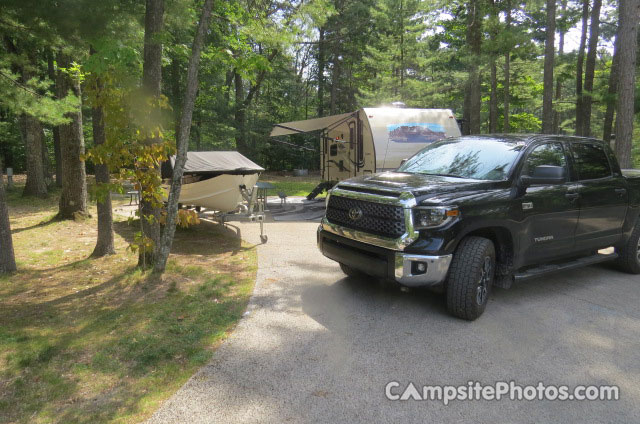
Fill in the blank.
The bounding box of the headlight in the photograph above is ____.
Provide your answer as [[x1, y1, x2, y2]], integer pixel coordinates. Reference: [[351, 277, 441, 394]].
[[325, 190, 331, 207], [413, 206, 460, 229]]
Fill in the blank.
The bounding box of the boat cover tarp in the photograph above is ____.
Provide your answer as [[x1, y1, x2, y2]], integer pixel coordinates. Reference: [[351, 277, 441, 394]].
[[163, 151, 264, 177], [270, 112, 355, 137]]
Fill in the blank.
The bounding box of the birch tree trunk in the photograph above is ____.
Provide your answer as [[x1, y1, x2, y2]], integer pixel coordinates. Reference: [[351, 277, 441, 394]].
[[154, 0, 214, 273]]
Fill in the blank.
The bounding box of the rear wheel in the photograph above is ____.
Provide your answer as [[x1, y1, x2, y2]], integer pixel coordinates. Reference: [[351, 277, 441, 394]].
[[446, 236, 495, 321], [615, 221, 640, 274], [339, 263, 363, 278]]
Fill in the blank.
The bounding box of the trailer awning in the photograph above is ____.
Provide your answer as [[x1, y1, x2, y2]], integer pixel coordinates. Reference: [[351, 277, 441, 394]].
[[270, 112, 355, 137]]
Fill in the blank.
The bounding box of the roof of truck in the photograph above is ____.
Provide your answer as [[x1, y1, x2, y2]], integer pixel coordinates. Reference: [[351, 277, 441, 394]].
[[458, 134, 606, 145]]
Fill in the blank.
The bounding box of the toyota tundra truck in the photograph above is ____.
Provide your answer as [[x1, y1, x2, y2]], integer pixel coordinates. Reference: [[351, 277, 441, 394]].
[[317, 134, 640, 320]]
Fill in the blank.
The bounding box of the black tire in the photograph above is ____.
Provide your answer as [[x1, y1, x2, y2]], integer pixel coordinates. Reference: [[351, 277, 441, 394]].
[[446, 236, 495, 321], [615, 222, 640, 274], [339, 263, 363, 278]]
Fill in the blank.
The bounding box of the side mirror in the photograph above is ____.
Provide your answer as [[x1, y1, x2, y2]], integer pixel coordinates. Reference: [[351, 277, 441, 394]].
[[521, 165, 566, 187], [399, 158, 408, 166]]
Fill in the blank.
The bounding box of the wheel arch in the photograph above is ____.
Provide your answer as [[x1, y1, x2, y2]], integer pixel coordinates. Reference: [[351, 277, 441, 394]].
[[455, 226, 515, 280]]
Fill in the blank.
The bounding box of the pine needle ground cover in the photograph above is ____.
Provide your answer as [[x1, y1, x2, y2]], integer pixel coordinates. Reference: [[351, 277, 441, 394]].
[[0, 181, 257, 423]]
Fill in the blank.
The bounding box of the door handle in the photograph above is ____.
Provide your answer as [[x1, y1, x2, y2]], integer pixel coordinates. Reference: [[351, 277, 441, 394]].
[[615, 188, 627, 196], [565, 192, 579, 201]]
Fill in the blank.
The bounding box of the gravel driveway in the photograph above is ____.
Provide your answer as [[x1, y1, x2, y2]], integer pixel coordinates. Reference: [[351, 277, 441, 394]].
[[148, 221, 640, 423]]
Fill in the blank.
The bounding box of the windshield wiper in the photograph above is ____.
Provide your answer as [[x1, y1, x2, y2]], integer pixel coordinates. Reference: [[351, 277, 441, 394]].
[[421, 173, 466, 178]]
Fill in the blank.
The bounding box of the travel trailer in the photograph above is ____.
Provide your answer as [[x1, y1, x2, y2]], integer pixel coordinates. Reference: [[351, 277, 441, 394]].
[[270, 107, 461, 197]]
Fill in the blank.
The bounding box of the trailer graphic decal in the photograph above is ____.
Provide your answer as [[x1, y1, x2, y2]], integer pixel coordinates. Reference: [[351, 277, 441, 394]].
[[387, 123, 446, 143]]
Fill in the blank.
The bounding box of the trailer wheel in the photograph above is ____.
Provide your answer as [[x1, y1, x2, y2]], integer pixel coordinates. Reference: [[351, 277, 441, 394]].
[[446, 236, 495, 321]]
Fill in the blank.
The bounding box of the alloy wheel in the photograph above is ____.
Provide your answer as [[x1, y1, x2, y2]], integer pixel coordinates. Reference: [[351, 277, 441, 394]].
[[476, 256, 492, 305]]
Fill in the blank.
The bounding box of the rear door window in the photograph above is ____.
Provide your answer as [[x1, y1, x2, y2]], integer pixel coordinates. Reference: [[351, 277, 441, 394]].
[[572, 143, 612, 180]]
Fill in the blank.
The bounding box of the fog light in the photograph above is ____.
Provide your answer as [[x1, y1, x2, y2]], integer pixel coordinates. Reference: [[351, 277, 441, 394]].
[[411, 261, 428, 275]]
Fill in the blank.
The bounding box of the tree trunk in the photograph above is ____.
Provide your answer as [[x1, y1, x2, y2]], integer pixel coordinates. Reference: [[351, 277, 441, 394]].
[[465, 0, 482, 134], [614, 0, 640, 168], [194, 116, 201, 150], [489, 60, 497, 133], [170, 56, 182, 137], [154, 0, 214, 273], [21, 61, 48, 198], [53, 127, 62, 187], [56, 54, 88, 219], [317, 27, 325, 117], [22, 114, 48, 197], [488, 0, 498, 133], [139, 0, 164, 268], [47, 52, 63, 187], [553, 0, 567, 134], [234, 71, 248, 154], [399, 0, 405, 90], [575, 0, 590, 136], [541, 0, 556, 134], [503, 0, 511, 132], [41, 133, 51, 187], [581, 0, 602, 136], [603, 35, 620, 145], [234, 50, 277, 155], [330, 58, 339, 115], [0, 159, 16, 273], [90, 76, 115, 257]]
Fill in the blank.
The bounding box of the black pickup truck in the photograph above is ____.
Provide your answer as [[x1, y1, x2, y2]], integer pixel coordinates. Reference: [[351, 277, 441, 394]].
[[317, 134, 640, 320]]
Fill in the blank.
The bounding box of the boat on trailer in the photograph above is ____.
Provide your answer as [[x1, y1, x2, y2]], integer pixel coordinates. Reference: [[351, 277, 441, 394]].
[[162, 151, 268, 242]]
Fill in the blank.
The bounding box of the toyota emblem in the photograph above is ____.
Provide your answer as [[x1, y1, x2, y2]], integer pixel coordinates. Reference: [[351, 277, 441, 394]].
[[348, 207, 363, 221]]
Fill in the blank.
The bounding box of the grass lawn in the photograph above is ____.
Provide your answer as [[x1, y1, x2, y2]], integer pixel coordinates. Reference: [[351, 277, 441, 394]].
[[260, 174, 324, 197], [0, 182, 257, 423]]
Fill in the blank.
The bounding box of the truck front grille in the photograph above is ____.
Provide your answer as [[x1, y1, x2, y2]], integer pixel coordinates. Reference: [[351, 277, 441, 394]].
[[326, 195, 406, 238]]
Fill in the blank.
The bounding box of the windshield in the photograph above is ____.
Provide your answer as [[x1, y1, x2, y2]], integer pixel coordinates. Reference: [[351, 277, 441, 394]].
[[397, 137, 526, 181]]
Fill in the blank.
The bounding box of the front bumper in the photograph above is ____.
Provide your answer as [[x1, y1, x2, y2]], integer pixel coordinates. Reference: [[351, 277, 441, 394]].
[[318, 228, 452, 287]]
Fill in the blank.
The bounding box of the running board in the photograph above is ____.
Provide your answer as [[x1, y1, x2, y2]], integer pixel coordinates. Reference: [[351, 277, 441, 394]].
[[513, 252, 618, 282]]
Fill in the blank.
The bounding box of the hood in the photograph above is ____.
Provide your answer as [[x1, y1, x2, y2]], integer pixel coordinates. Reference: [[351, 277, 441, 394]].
[[336, 172, 506, 203]]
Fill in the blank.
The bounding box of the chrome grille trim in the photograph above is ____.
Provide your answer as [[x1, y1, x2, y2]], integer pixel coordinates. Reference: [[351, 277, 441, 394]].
[[321, 185, 419, 251]]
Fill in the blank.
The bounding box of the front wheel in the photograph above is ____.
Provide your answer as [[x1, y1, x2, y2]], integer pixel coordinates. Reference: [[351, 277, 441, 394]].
[[615, 221, 640, 274], [339, 263, 363, 278], [446, 236, 495, 321]]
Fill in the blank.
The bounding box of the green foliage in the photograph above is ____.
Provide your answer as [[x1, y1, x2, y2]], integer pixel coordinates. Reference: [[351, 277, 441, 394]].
[[0, 65, 79, 126]]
